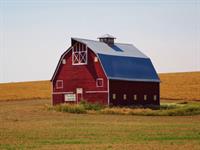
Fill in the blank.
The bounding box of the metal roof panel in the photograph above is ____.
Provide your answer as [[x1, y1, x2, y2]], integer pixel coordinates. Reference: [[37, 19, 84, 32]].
[[72, 38, 148, 58], [98, 54, 160, 82], [71, 37, 159, 82]]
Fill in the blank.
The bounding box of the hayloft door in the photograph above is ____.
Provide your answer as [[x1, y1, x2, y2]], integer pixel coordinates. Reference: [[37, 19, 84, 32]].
[[76, 88, 83, 103]]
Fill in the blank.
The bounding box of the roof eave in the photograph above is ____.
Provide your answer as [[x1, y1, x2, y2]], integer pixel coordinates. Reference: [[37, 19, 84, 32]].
[[108, 77, 160, 83]]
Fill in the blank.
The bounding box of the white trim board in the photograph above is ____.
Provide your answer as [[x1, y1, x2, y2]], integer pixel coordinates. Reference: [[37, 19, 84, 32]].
[[53, 91, 74, 94], [85, 90, 108, 93], [107, 79, 110, 106]]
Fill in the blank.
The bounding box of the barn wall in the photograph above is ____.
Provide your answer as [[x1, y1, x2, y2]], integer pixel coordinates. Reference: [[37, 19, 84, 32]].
[[109, 80, 160, 106], [52, 42, 108, 105], [83, 93, 108, 105], [52, 94, 64, 105]]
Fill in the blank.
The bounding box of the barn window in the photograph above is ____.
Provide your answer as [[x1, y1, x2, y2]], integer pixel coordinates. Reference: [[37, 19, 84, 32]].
[[96, 78, 103, 87], [144, 95, 147, 101], [134, 94, 137, 100], [94, 57, 98, 62], [56, 80, 63, 89], [72, 43, 87, 65], [123, 94, 127, 100], [62, 59, 66, 64], [154, 95, 157, 101], [112, 94, 116, 100]]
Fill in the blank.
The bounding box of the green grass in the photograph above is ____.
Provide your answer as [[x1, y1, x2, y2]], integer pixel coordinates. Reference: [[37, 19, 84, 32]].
[[50, 101, 200, 116], [0, 99, 200, 150], [52, 103, 87, 114]]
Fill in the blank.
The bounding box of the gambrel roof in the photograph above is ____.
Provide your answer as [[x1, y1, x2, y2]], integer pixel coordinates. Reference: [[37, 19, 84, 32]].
[[71, 38, 160, 82], [72, 38, 148, 58]]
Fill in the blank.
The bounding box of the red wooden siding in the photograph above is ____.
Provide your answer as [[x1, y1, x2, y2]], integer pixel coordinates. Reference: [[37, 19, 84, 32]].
[[109, 80, 160, 106], [52, 42, 108, 105]]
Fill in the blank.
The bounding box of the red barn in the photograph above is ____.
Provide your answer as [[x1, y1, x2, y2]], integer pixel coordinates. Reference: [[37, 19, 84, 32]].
[[51, 34, 160, 106]]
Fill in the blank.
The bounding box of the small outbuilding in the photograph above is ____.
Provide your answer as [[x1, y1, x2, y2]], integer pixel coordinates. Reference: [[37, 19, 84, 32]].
[[51, 34, 160, 106]]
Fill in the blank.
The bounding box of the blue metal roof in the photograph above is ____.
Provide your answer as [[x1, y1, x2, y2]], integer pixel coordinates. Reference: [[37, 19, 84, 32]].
[[98, 54, 160, 82], [72, 38, 160, 82]]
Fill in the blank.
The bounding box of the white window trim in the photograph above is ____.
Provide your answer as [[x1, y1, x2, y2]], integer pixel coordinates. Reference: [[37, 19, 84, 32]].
[[72, 45, 88, 65], [96, 78, 104, 87], [56, 80, 63, 89]]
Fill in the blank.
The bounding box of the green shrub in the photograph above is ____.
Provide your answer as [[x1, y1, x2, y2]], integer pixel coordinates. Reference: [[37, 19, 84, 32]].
[[80, 100, 104, 111], [54, 104, 86, 114], [159, 103, 181, 110]]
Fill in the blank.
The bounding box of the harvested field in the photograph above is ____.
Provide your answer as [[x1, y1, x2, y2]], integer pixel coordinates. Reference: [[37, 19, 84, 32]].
[[159, 72, 200, 101], [0, 81, 51, 101], [0, 99, 200, 150]]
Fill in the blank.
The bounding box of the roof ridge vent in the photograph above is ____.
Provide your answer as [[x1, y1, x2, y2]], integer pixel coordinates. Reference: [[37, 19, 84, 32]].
[[97, 34, 116, 45]]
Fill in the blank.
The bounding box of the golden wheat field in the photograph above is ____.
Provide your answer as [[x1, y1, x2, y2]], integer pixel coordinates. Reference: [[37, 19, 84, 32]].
[[0, 72, 199, 101], [160, 72, 200, 101], [0, 81, 51, 101]]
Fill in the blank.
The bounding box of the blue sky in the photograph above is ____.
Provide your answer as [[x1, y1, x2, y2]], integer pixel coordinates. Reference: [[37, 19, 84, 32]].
[[0, 0, 200, 83]]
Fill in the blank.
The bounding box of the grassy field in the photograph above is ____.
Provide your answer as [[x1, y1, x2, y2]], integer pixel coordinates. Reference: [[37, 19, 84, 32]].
[[0, 72, 199, 101], [0, 99, 200, 150]]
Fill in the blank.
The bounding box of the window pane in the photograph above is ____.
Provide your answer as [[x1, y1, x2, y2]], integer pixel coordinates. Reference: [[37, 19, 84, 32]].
[[96, 78, 103, 87], [123, 94, 127, 100], [144, 95, 147, 100], [134, 94, 137, 100], [72, 43, 87, 65], [154, 95, 157, 101], [112, 94, 116, 100], [56, 80, 63, 89], [62, 59, 66, 64]]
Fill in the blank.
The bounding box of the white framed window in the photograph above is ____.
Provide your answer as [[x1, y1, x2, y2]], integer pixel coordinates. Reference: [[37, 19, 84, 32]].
[[123, 94, 127, 100], [64, 94, 76, 101], [154, 95, 157, 101], [144, 95, 147, 101], [94, 57, 98, 62], [72, 43, 87, 65], [62, 59, 66, 64], [112, 94, 116, 100], [134, 94, 137, 101], [96, 78, 103, 87], [56, 80, 63, 89]]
